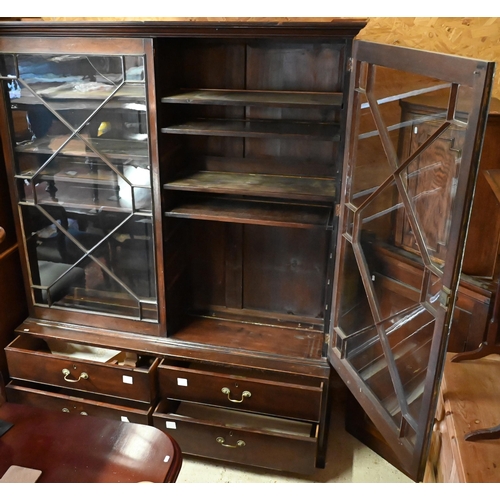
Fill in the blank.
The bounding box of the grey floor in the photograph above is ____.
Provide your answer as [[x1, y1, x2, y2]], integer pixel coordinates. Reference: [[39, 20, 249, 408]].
[[176, 377, 413, 484]]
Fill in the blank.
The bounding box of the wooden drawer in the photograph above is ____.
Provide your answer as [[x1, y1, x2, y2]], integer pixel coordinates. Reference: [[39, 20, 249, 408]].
[[5, 335, 159, 403], [5, 380, 153, 425], [158, 360, 324, 422], [152, 400, 318, 474]]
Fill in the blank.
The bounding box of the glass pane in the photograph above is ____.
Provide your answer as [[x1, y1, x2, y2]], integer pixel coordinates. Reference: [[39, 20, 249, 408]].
[[17, 53, 124, 97], [335, 56, 482, 442], [3, 50, 157, 322]]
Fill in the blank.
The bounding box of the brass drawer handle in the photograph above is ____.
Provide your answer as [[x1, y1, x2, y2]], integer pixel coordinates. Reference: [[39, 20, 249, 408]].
[[221, 387, 251, 403], [62, 368, 89, 383], [61, 408, 88, 416], [216, 437, 245, 448]]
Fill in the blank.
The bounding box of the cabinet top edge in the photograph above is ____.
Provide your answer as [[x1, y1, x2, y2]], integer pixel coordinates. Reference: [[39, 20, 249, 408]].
[[0, 19, 368, 38]]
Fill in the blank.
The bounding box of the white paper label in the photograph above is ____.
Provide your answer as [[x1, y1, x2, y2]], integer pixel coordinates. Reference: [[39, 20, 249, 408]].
[[164, 455, 171, 463], [166, 421, 177, 429], [122, 375, 133, 385], [177, 377, 188, 387], [121, 416, 130, 422]]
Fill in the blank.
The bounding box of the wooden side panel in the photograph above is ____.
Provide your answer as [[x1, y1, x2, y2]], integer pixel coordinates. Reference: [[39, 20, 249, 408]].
[[0, 131, 27, 380]]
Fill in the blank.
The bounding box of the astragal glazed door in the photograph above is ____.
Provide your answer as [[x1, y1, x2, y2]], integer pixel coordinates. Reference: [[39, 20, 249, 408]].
[[328, 40, 494, 481]]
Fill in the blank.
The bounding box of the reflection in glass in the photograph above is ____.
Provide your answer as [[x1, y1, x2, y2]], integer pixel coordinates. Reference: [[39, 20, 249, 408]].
[[334, 61, 477, 440], [3, 51, 157, 322]]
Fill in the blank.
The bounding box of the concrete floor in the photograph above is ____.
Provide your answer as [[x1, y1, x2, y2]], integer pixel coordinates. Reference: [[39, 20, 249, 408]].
[[176, 380, 413, 484]]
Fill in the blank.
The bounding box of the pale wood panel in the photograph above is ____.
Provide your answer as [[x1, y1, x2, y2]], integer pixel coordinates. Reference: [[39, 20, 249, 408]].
[[357, 17, 500, 100]]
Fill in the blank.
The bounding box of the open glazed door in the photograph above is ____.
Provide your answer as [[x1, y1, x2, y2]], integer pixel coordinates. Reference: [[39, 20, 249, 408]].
[[328, 40, 494, 481]]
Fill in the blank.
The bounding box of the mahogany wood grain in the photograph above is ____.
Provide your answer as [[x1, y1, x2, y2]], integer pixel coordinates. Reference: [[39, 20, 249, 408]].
[[14, 318, 331, 378], [171, 315, 325, 361], [157, 361, 324, 421], [462, 102, 500, 277], [0, 20, 368, 39], [164, 171, 336, 201], [166, 197, 332, 228], [153, 399, 317, 474], [162, 89, 343, 108], [0, 135, 27, 380], [0, 402, 181, 482], [162, 118, 340, 140], [5, 335, 159, 403], [6, 380, 153, 425]]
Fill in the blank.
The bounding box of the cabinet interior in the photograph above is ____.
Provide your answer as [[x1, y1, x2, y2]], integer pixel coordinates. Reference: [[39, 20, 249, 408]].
[[157, 38, 345, 359]]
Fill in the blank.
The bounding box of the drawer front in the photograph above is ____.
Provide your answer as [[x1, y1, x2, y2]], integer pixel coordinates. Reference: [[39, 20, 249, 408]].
[[5, 382, 152, 425], [152, 403, 317, 474], [6, 335, 158, 403], [158, 363, 324, 421]]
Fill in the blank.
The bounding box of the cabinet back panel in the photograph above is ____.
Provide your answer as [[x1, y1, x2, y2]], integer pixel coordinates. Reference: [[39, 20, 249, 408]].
[[243, 225, 330, 319], [178, 220, 330, 323]]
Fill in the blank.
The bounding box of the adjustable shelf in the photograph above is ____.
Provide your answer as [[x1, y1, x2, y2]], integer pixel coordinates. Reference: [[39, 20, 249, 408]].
[[161, 118, 340, 141], [15, 83, 146, 109], [163, 171, 336, 202], [15, 135, 149, 161], [162, 89, 343, 109], [165, 198, 333, 229]]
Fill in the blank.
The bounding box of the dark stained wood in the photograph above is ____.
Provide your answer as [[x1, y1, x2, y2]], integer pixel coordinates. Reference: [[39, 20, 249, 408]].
[[162, 118, 341, 140], [157, 360, 324, 421], [162, 89, 343, 108], [243, 225, 330, 320], [153, 399, 317, 474], [224, 223, 243, 309], [0, 20, 369, 39], [164, 171, 336, 201], [0, 402, 181, 482], [172, 315, 324, 361], [0, 131, 27, 381], [330, 40, 495, 482], [484, 169, 500, 204], [6, 380, 153, 425], [5, 335, 160, 403], [194, 155, 335, 178], [15, 318, 331, 378], [166, 198, 333, 228]]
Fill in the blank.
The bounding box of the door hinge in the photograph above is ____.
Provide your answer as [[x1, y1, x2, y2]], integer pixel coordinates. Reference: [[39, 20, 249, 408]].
[[439, 286, 451, 309], [335, 204, 341, 217], [347, 57, 353, 72]]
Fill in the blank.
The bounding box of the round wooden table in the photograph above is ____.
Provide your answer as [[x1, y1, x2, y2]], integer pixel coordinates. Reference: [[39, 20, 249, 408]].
[[0, 402, 182, 482]]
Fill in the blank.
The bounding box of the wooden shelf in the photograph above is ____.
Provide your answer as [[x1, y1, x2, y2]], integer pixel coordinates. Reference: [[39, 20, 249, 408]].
[[14, 83, 146, 110], [161, 118, 340, 141], [163, 171, 336, 202], [165, 198, 333, 229], [15, 135, 149, 161], [172, 315, 325, 361], [162, 89, 343, 108], [16, 162, 151, 188]]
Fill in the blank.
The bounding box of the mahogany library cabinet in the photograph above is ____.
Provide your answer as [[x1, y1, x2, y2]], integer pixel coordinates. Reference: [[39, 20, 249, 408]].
[[0, 20, 496, 482]]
